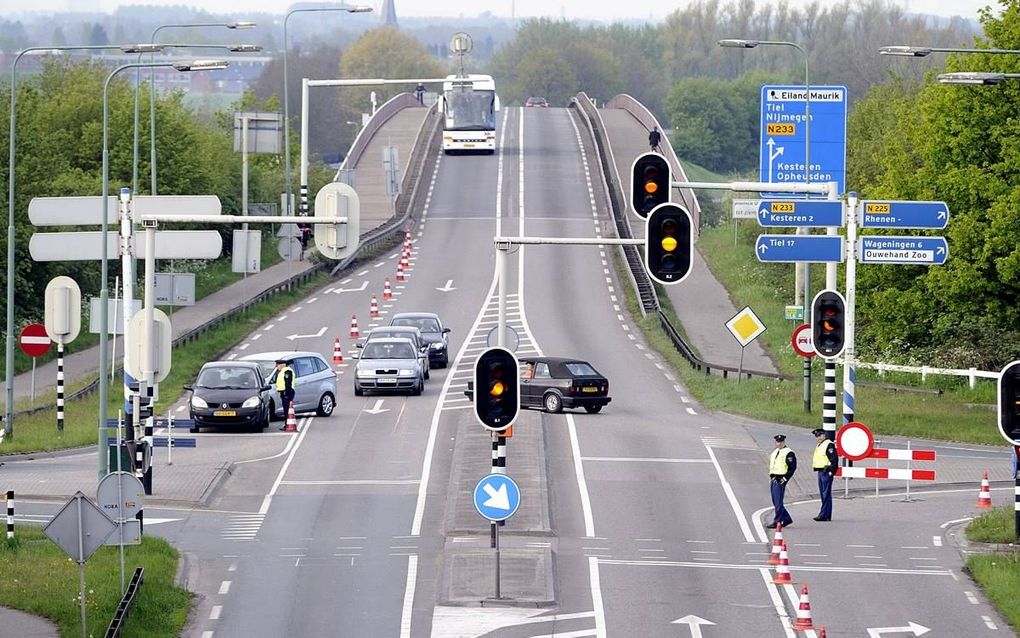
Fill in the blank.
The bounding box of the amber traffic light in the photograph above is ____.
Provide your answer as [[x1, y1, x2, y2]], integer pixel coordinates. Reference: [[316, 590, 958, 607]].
[[631, 152, 671, 218], [645, 203, 693, 285], [811, 290, 846, 359], [474, 347, 519, 431]]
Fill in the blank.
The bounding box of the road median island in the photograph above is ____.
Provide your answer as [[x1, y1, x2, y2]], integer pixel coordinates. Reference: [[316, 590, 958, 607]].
[[440, 414, 555, 606]]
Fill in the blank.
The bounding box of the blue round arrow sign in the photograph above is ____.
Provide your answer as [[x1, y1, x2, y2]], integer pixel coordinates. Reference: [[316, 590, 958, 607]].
[[473, 474, 521, 522]]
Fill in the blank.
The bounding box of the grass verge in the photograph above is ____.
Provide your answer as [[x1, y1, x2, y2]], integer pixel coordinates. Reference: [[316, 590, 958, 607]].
[[0, 271, 329, 454], [0, 526, 189, 637], [966, 553, 1020, 630]]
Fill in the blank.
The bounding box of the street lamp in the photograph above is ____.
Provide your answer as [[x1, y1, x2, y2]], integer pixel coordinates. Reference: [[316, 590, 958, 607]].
[[937, 71, 1020, 84], [132, 20, 257, 195], [880, 45, 1020, 57], [97, 58, 228, 477], [5, 43, 163, 438], [283, 4, 372, 215]]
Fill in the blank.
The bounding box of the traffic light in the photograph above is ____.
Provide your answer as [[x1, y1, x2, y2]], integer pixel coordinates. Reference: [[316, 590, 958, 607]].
[[474, 347, 519, 431], [631, 152, 671, 218], [998, 360, 1020, 444], [811, 290, 846, 359], [644, 203, 693, 285]]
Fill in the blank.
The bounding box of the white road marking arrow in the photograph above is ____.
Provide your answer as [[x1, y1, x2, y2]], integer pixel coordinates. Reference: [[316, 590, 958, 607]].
[[436, 279, 456, 292], [482, 483, 510, 510], [867, 621, 931, 637], [333, 281, 368, 294], [363, 399, 389, 415], [286, 326, 327, 340], [672, 615, 715, 638]]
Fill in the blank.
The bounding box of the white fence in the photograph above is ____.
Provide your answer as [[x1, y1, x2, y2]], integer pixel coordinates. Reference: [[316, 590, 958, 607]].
[[853, 360, 999, 389]]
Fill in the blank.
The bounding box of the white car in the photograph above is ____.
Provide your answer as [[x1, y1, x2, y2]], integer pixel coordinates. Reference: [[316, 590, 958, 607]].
[[240, 351, 337, 418]]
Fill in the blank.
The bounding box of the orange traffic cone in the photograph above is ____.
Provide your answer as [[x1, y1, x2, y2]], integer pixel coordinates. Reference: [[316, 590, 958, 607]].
[[349, 314, 360, 339], [768, 522, 785, 565], [818, 627, 827, 638], [284, 405, 298, 432], [332, 337, 344, 365], [383, 278, 393, 300], [404, 231, 412, 244], [773, 539, 793, 584], [400, 253, 410, 272], [370, 294, 379, 318], [792, 583, 814, 630], [396, 262, 405, 283], [977, 471, 992, 508]]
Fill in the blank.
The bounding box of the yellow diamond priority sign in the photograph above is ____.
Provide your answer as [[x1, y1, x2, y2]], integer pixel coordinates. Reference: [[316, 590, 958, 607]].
[[725, 306, 766, 347]]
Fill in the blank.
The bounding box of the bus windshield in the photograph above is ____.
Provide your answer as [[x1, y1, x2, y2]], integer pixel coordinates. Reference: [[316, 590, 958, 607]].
[[444, 88, 495, 131]]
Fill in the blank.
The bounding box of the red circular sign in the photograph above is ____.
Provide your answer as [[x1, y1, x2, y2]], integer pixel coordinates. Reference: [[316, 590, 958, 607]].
[[836, 421, 874, 461], [791, 323, 816, 357], [19, 323, 52, 358]]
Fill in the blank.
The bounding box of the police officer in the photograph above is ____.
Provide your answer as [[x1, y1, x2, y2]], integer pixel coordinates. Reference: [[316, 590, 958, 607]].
[[812, 428, 838, 521], [767, 434, 796, 529], [275, 358, 296, 429]]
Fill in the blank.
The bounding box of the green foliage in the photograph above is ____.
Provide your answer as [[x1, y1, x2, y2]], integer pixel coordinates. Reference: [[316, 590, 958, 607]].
[[966, 553, 1020, 630], [967, 506, 1015, 544], [846, 4, 1020, 368]]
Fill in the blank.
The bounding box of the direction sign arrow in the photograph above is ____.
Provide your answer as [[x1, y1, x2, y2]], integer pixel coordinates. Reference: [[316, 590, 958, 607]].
[[482, 483, 510, 510], [436, 279, 456, 292], [860, 200, 948, 229], [286, 326, 327, 341], [755, 235, 845, 263], [757, 199, 844, 228], [858, 236, 948, 265], [332, 281, 368, 294], [672, 615, 715, 638], [867, 621, 931, 637], [363, 399, 389, 415]]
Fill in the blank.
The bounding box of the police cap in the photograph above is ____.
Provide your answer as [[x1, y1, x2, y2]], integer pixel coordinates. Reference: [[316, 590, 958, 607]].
[[812, 428, 826, 437], [773, 434, 786, 442]]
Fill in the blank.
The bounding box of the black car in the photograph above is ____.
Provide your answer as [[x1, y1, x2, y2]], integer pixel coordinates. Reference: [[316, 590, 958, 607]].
[[185, 361, 273, 431], [390, 312, 451, 367], [465, 356, 612, 414], [521, 357, 611, 413]]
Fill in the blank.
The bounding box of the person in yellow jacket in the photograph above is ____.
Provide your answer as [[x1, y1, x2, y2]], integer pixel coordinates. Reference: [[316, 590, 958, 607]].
[[812, 429, 839, 521], [275, 359, 296, 430], [767, 434, 797, 529]]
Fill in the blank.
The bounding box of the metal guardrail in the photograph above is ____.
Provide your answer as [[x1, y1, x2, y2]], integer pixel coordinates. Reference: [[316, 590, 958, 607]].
[[104, 566, 143, 638]]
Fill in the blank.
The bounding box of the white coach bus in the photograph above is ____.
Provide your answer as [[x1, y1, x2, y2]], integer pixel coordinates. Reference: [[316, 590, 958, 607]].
[[439, 74, 499, 154]]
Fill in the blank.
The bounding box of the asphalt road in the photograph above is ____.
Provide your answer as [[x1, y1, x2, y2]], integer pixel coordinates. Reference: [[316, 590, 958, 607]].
[[70, 105, 1010, 637]]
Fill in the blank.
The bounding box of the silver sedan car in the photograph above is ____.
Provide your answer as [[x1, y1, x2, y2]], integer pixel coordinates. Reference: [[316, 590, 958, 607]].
[[241, 351, 337, 418], [353, 338, 424, 396]]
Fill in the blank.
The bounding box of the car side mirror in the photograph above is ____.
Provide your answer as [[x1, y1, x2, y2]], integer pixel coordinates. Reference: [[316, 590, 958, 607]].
[[183, 384, 193, 392], [356, 343, 364, 348], [442, 327, 451, 334], [262, 385, 272, 392]]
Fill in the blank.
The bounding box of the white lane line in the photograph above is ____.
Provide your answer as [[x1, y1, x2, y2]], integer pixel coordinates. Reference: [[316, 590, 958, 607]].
[[398, 554, 418, 638], [686, 407, 697, 415], [264, 323, 275, 331], [983, 615, 997, 629], [251, 334, 261, 341], [202, 632, 214, 638], [965, 591, 979, 604], [847, 544, 875, 548], [933, 536, 943, 547], [238, 343, 249, 351], [209, 605, 222, 620], [590, 557, 607, 638], [705, 444, 755, 542], [760, 568, 797, 637], [307, 297, 318, 303], [568, 414, 595, 537], [600, 558, 952, 576], [218, 581, 231, 595], [259, 417, 314, 515], [941, 516, 974, 528], [581, 456, 711, 464]]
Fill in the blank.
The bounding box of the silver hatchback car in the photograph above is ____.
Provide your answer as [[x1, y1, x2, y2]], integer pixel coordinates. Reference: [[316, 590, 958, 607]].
[[240, 351, 337, 418]]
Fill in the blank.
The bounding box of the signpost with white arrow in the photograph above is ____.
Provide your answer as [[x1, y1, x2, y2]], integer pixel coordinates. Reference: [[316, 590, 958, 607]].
[[473, 473, 522, 600]]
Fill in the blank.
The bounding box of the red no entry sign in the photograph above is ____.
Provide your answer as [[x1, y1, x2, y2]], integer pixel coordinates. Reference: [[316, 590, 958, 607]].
[[836, 421, 874, 462], [19, 323, 52, 358]]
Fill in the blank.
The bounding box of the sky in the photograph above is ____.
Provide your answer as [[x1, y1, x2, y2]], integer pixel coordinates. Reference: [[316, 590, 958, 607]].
[[3, 0, 995, 23]]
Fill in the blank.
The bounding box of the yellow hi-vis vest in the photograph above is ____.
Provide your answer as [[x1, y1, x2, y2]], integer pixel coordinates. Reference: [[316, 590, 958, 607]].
[[275, 366, 294, 392], [813, 440, 834, 470], [769, 448, 789, 475]]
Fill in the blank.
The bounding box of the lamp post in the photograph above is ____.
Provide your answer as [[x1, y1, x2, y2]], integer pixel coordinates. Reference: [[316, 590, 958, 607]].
[[879, 45, 1020, 57], [132, 23, 254, 195], [282, 4, 372, 216], [719, 38, 816, 413], [5, 43, 162, 439], [97, 59, 228, 477], [937, 71, 1020, 84]]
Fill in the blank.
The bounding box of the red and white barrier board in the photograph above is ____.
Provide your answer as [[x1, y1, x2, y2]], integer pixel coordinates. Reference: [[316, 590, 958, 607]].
[[836, 467, 936, 481]]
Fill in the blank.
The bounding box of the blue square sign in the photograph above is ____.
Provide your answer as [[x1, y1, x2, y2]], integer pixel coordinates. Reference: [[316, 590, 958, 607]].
[[760, 85, 847, 197]]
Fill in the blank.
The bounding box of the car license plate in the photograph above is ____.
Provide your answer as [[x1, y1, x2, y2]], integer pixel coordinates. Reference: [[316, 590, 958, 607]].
[[582, 387, 598, 393], [213, 410, 237, 417], [378, 378, 396, 385]]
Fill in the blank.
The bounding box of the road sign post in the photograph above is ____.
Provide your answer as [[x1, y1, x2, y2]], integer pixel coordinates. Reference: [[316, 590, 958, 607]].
[[755, 235, 845, 263], [724, 306, 766, 382], [474, 473, 521, 600], [18, 323, 50, 404]]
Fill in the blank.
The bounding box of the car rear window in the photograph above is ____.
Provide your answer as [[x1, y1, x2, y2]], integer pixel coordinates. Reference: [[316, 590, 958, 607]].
[[565, 362, 598, 376]]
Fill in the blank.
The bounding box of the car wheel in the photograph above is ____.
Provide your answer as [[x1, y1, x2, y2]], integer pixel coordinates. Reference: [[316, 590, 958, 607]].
[[354, 384, 364, 397], [316, 392, 336, 417], [584, 405, 603, 414], [259, 407, 271, 431], [413, 378, 423, 396], [267, 400, 278, 422], [424, 366, 430, 380], [440, 354, 449, 368], [543, 392, 563, 414]]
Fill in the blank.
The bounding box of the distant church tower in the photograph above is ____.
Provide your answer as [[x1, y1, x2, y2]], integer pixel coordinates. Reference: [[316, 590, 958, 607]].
[[380, 0, 399, 28]]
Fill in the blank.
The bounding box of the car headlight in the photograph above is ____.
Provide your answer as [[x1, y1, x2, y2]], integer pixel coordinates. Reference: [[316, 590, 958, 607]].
[[356, 368, 372, 378], [430, 342, 445, 350], [398, 369, 416, 377], [191, 395, 208, 409], [241, 396, 261, 409]]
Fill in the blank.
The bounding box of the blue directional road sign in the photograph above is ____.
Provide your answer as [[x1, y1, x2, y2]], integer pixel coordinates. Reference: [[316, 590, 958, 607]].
[[473, 474, 521, 522], [757, 199, 844, 228], [858, 236, 948, 265], [756, 235, 845, 263], [859, 200, 949, 229], [760, 85, 847, 197]]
